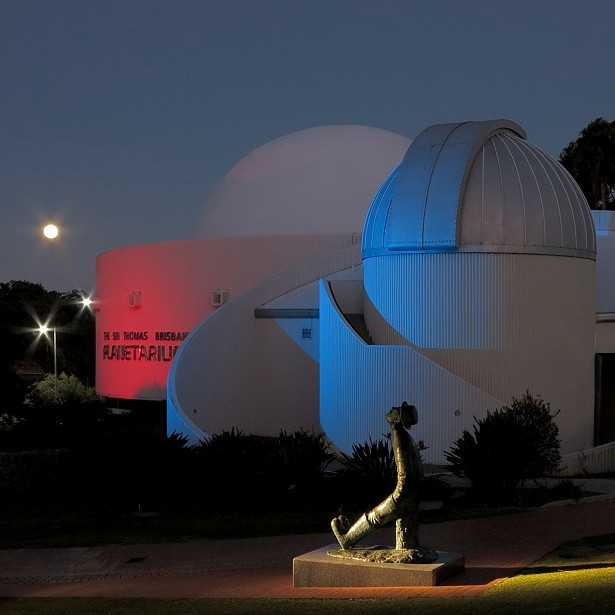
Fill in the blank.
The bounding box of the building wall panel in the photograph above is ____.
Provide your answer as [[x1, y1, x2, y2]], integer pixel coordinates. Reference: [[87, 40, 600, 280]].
[[319, 279, 503, 463], [362, 252, 596, 455]]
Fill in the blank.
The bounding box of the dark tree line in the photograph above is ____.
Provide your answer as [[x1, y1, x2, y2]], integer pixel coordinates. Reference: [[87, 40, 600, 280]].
[[0, 280, 95, 413], [560, 117, 615, 210]]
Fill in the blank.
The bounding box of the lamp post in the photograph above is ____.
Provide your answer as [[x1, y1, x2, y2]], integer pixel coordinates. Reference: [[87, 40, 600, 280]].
[[37, 324, 57, 379], [32, 296, 94, 383]]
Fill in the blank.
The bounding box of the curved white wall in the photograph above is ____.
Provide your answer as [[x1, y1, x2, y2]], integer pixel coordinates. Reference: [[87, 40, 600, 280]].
[[168, 241, 362, 441]]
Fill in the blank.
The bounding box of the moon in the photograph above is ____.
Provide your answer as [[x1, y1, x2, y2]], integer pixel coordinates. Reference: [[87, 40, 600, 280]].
[[43, 224, 59, 239]]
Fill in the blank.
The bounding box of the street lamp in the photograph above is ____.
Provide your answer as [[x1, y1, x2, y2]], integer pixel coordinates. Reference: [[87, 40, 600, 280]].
[[37, 324, 57, 379], [32, 296, 94, 384]]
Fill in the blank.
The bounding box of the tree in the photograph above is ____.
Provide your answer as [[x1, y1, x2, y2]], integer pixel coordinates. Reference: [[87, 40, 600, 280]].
[[29, 373, 98, 407], [0, 374, 107, 451], [0, 280, 95, 401], [559, 117, 615, 209]]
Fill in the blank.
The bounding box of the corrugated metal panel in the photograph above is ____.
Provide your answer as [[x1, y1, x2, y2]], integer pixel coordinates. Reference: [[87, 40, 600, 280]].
[[364, 252, 508, 350], [559, 442, 615, 476], [361, 165, 399, 254], [319, 279, 504, 464], [362, 251, 596, 455], [459, 134, 596, 258], [593, 209, 615, 232], [594, 211, 615, 314]]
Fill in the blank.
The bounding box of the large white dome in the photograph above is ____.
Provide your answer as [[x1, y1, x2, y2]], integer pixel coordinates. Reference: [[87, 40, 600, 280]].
[[198, 125, 411, 237]]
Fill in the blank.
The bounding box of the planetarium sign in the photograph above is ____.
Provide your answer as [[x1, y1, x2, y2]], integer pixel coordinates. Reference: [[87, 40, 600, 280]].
[[101, 329, 190, 362]]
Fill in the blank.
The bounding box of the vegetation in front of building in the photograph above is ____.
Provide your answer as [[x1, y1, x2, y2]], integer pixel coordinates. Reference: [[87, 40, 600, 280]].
[[0, 382, 591, 550], [444, 392, 562, 504]]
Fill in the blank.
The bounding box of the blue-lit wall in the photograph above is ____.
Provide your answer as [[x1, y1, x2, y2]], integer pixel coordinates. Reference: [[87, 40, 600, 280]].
[[319, 278, 503, 461], [363, 252, 508, 350], [326, 250, 596, 459]]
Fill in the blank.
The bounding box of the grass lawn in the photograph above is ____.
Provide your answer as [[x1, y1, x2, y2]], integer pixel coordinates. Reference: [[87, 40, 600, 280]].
[[1, 536, 614, 615], [0, 502, 525, 550], [0, 506, 338, 550]]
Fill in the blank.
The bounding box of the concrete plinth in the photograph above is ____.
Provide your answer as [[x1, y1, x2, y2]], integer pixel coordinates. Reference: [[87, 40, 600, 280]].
[[293, 545, 464, 587]]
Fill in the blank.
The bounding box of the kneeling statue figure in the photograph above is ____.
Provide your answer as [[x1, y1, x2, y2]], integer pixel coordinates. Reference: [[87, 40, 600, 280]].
[[331, 402, 436, 561]]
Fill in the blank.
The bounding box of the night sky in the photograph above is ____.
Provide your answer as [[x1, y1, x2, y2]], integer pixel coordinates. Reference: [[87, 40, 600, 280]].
[[2, 0, 614, 291]]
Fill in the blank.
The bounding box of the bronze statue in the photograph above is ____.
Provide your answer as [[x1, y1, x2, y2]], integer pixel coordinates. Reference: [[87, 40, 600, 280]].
[[331, 402, 434, 559]]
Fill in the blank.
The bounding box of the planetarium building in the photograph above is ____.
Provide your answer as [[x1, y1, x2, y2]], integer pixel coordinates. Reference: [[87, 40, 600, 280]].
[[96, 120, 615, 471]]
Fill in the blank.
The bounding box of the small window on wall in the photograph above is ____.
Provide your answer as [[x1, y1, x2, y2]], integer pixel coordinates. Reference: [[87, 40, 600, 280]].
[[129, 291, 142, 308], [212, 290, 229, 307], [595, 354, 615, 445]]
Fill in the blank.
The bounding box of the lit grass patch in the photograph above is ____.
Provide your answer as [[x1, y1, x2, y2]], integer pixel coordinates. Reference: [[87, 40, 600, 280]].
[[481, 565, 615, 614], [519, 532, 615, 574]]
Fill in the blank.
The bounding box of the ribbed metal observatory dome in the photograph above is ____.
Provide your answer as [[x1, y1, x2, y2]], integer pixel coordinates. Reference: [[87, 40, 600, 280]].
[[362, 119, 596, 260], [321, 118, 597, 461]]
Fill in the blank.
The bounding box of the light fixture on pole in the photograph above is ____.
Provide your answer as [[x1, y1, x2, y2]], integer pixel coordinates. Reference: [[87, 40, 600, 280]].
[[37, 324, 57, 379]]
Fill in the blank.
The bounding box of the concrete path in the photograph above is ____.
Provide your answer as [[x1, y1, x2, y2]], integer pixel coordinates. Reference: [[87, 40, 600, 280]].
[[1, 478, 615, 599]]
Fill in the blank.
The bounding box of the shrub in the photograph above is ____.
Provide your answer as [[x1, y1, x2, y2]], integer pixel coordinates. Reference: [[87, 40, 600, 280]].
[[444, 392, 561, 503], [550, 479, 584, 502], [335, 437, 396, 508], [194, 428, 277, 476], [272, 429, 337, 509], [0, 449, 71, 506], [192, 428, 279, 512], [275, 429, 336, 486], [192, 428, 338, 512], [67, 427, 194, 511], [0, 399, 110, 452], [29, 372, 97, 407]]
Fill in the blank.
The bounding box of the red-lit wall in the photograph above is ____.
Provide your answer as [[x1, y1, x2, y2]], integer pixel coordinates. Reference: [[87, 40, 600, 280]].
[[95, 234, 354, 400]]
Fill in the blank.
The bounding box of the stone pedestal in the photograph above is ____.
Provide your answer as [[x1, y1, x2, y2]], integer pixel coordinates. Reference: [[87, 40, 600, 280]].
[[293, 545, 464, 587]]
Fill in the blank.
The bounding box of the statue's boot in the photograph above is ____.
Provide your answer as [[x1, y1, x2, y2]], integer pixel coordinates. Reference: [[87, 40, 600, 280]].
[[331, 513, 373, 549]]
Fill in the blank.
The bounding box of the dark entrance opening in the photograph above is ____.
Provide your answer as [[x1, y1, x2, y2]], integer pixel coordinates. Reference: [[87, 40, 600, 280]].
[[595, 354, 615, 445]]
